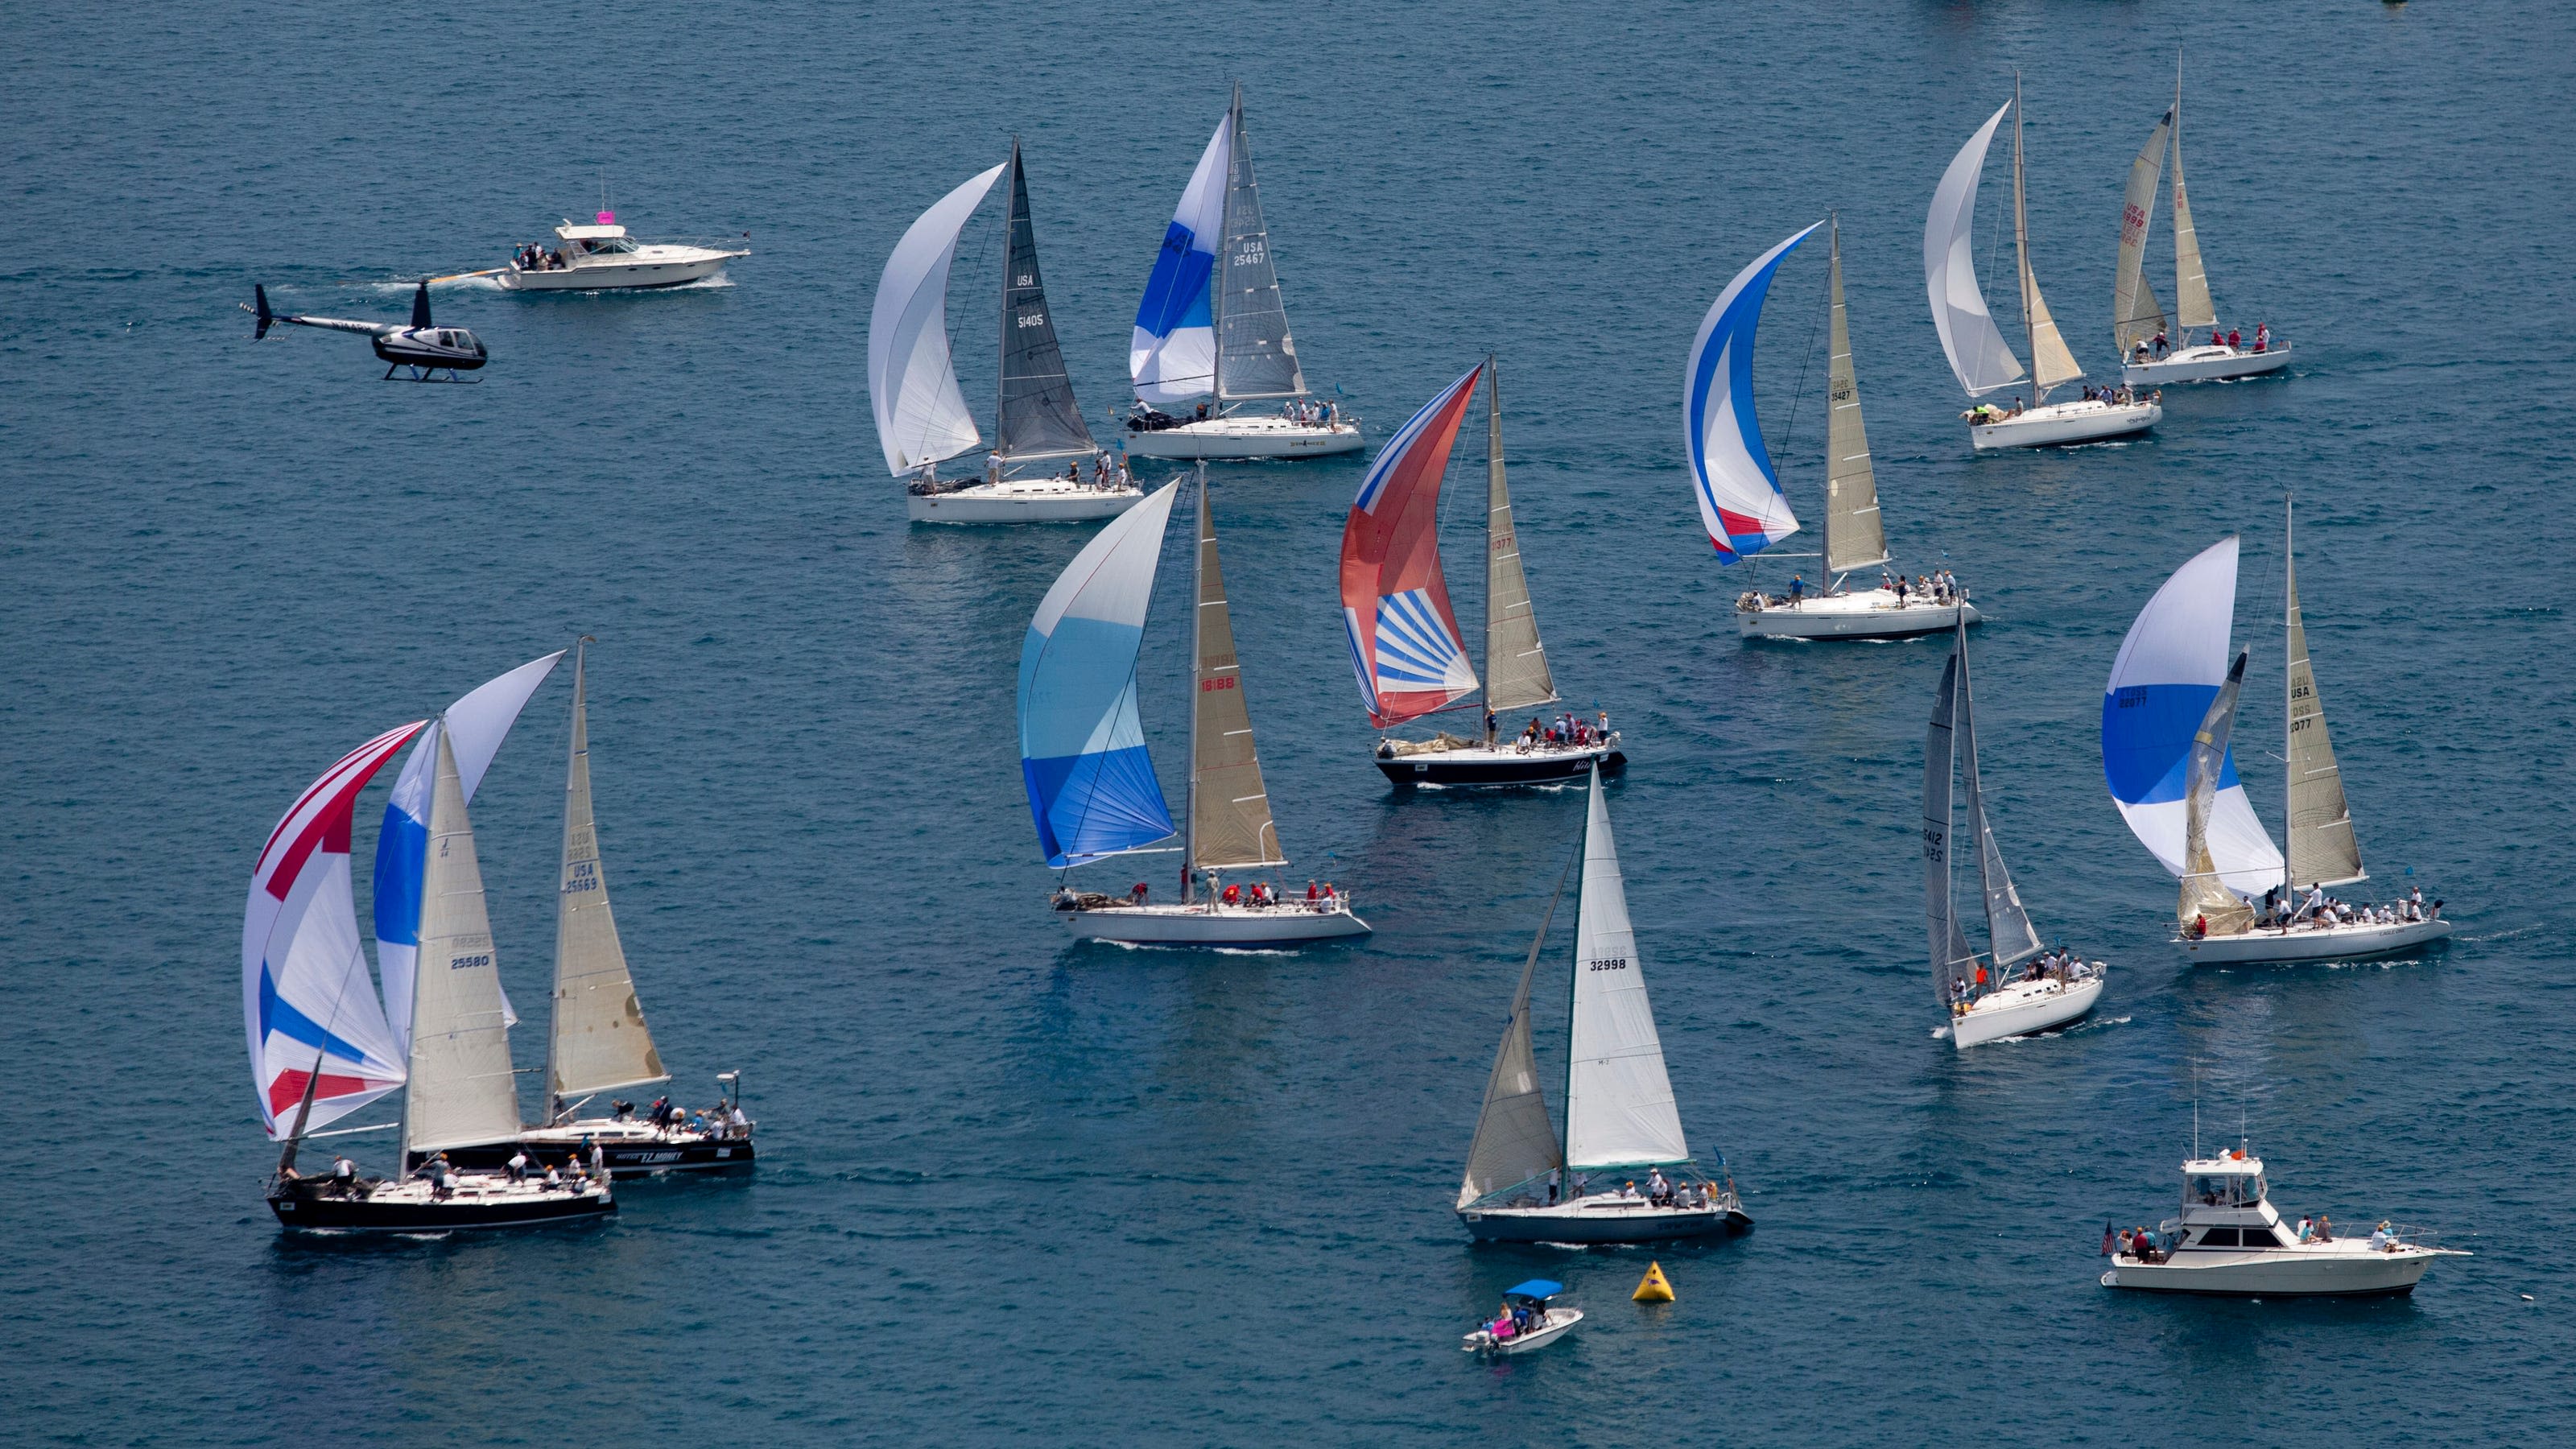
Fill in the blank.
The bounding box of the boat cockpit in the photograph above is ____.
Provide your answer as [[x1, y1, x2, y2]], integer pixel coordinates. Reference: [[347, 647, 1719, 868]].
[[556, 222, 640, 258]]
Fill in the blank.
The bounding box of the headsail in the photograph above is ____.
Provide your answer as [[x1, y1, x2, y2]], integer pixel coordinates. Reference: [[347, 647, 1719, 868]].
[[1188, 481, 1283, 874], [869, 163, 1008, 476], [243, 722, 422, 1138], [2285, 510, 2364, 888], [1340, 365, 1481, 727], [1685, 224, 1815, 563], [2103, 537, 2284, 897], [1923, 101, 2026, 397], [1214, 88, 1305, 402], [1563, 766, 1689, 1172], [1922, 654, 1978, 1007], [2009, 88, 2083, 393], [1020, 484, 1182, 867], [994, 142, 1096, 464], [1130, 114, 1228, 406], [2113, 112, 2174, 357], [1955, 622, 2044, 966], [1823, 221, 1887, 576], [403, 727, 525, 1155], [2178, 651, 2259, 935], [547, 645, 667, 1105], [2169, 63, 2215, 331], [1457, 852, 1572, 1212], [1481, 360, 1556, 712]]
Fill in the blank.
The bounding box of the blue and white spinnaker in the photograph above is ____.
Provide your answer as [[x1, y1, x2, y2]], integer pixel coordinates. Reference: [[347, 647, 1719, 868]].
[[1129, 115, 1229, 407], [1685, 224, 1816, 563]]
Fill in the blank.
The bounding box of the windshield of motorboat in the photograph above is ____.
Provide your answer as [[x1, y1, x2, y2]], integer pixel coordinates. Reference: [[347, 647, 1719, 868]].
[[577, 236, 639, 255], [2186, 1172, 2266, 1208]]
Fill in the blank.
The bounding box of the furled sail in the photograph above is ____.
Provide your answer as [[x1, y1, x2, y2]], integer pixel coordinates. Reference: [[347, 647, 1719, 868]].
[[1020, 484, 1182, 867], [869, 162, 1007, 476], [243, 722, 423, 1138], [2010, 95, 2084, 393], [1923, 101, 2026, 397], [1481, 360, 1556, 713], [994, 142, 1096, 464], [1457, 852, 1572, 1212], [1922, 654, 1978, 1008], [2113, 112, 2174, 357], [1563, 766, 1689, 1171], [404, 728, 526, 1155], [1188, 481, 1283, 874], [2169, 75, 2215, 331], [2178, 650, 2259, 935], [2103, 536, 2284, 897], [547, 646, 667, 1105], [1955, 625, 2044, 967], [1131, 114, 1228, 406], [1823, 222, 1887, 576], [2285, 522, 2364, 889], [375, 652, 563, 1055], [1214, 88, 1305, 402], [1340, 364, 1481, 727], [1686, 223, 1814, 563]]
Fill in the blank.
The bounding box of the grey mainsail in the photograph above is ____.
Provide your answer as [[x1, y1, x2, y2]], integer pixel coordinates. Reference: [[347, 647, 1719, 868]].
[[1457, 852, 1573, 1211], [404, 726, 525, 1156], [2113, 112, 2174, 357], [2169, 62, 2215, 331], [2179, 650, 2256, 935], [1952, 621, 2044, 967], [1480, 360, 1556, 713], [2284, 506, 2364, 889], [1187, 477, 1284, 875], [1212, 87, 1305, 402], [2010, 83, 2085, 394], [1823, 220, 1888, 576], [994, 140, 1096, 464], [1923, 654, 1979, 1006], [547, 643, 668, 1107]]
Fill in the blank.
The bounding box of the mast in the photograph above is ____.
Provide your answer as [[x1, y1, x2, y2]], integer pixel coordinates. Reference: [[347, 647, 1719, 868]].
[[2012, 75, 2036, 396], [1481, 357, 1496, 708], [996, 138, 1018, 456], [1212, 89, 1237, 403], [1185, 460, 1204, 905], [2283, 494, 2294, 912]]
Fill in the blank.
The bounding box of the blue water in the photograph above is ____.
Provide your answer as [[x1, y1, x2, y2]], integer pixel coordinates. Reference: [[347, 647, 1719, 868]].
[[8, 1, 2574, 1442]]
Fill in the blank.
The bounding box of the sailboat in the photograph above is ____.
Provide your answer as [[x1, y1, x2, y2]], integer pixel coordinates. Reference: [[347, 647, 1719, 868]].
[[1124, 87, 1361, 460], [2105, 528, 2453, 964], [1690, 217, 1982, 639], [1026, 466, 1370, 944], [1455, 765, 1750, 1242], [871, 142, 1143, 522], [1925, 83, 2161, 449], [1347, 359, 1622, 786], [2114, 56, 2294, 386], [1924, 615, 2106, 1047]]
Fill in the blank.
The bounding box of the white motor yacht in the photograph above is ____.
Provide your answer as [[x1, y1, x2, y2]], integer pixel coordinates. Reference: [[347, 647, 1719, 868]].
[[498, 213, 745, 291], [2111, 56, 2295, 387], [2101, 1150, 2463, 1297]]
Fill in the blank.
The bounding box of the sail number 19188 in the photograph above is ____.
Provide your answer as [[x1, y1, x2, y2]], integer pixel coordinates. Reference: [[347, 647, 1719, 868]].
[[1586, 956, 1629, 972]]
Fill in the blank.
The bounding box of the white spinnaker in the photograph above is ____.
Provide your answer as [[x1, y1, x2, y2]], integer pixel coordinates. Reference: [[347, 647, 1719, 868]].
[[869, 163, 1007, 476], [548, 648, 667, 1102], [1563, 766, 1689, 1171], [404, 729, 525, 1154], [1924, 101, 2026, 397]]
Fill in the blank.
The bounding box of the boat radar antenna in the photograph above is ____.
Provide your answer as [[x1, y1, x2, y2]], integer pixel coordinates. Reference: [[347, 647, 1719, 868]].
[[2193, 1097, 2200, 1161]]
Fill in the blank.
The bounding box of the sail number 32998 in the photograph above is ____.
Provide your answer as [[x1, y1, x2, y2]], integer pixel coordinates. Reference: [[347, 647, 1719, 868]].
[[1586, 956, 1629, 972]]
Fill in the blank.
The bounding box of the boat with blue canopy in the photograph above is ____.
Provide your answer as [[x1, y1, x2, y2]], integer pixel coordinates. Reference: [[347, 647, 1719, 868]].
[[1462, 1281, 1581, 1355]]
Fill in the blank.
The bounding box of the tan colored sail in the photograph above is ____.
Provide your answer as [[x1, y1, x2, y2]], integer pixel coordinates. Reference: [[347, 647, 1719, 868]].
[[547, 646, 667, 1104], [2178, 653, 2256, 935], [2285, 546, 2364, 888], [2170, 75, 2215, 330], [405, 726, 525, 1154], [1481, 361, 1556, 713], [2113, 113, 2174, 356], [1457, 852, 1571, 1211], [2012, 93, 2086, 394], [1823, 224, 1887, 576], [1189, 484, 1284, 873]]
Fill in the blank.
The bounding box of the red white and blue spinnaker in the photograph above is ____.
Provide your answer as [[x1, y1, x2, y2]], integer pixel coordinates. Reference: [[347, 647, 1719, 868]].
[[1340, 363, 1483, 728], [1686, 224, 1817, 563]]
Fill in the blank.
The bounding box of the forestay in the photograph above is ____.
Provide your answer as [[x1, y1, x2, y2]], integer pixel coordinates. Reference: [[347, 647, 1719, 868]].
[[869, 163, 1007, 475], [1214, 89, 1305, 402], [547, 646, 667, 1104], [995, 142, 1096, 464], [1189, 483, 1283, 873], [1923, 101, 2026, 397], [2178, 651, 2258, 935], [243, 722, 423, 1138], [1823, 225, 1887, 576], [1563, 768, 1689, 1171], [1020, 485, 1182, 867], [1685, 224, 1814, 563], [1130, 116, 1228, 406], [404, 729, 526, 1155], [1922, 654, 1978, 1007], [2113, 112, 2174, 357], [1340, 364, 1481, 727], [2008, 95, 2083, 393], [1955, 626, 2043, 966], [1481, 361, 1556, 713], [1457, 853, 1571, 1211], [2285, 527, 2364, 888]]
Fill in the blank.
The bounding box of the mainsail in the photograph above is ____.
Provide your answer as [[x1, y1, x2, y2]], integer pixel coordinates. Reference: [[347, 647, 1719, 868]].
[[1823, 221, 1887, 576], [1457, 852, 1573, 1211], [1686, 224, 1814, 563], [994, 142, 1096, 464], [547, 645, 667, 1105], [2009, 85, 2083, 394], [2285, 507, 2364, 889], [1563, 766, 1689, 1172], [1340, 365, 1481, 727], [2113, 112, 2174, 357], [1923, 100, 2025, 397], [869, 163, 1007, 475], [1188, 480, 1284, 876], [1214, 87, 1304, 402], [2169, 64, 2215, 331], [2178, 650, 2258, 935], [1131, 115, 1227, 406], [403, 727, 526, 1155], [1481, 360, 1556, 713], [1922, 654, 1978, 1008], [1955, 622, 2044, 966]]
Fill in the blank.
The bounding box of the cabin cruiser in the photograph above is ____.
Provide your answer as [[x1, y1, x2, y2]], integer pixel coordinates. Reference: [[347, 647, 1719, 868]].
[[1463, 1281, 1582, 1356], [2100, 1149, 2463, 1296], [497, 212, 747, 291]]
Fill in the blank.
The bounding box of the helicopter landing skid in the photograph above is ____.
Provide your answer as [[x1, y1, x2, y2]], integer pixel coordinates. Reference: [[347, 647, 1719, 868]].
[[383, 364, 478, 382]]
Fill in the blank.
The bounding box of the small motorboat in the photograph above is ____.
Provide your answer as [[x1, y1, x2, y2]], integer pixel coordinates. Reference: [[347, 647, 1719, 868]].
[[497, 212, 746, 291], [1463, 1282, 1583, 1356], [2100, 1147, 2465, 1296]]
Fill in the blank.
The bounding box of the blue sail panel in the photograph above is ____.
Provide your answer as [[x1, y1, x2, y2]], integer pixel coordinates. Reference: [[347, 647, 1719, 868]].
[[1686, 225, 1816, 564], [1130, 114, 1229, 406]]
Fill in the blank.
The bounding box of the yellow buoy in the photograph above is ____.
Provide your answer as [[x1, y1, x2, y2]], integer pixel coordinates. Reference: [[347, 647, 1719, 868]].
[[1633, 1261, 1674, 1302]]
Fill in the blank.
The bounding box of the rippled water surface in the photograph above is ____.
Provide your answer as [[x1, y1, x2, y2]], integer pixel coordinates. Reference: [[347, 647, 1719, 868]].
[[8, 1, 2574, 1443]]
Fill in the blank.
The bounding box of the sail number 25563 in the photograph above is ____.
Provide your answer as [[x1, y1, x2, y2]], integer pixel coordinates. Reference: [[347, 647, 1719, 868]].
[[1586, 956, 1629, 972]]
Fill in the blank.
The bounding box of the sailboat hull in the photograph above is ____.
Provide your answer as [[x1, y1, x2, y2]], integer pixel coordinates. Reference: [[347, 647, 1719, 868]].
[[1949, 972, 2106, 1048], [1375, 740, 1624, 786], [1459, 1194, 1748, 1244], [1063, 899, 1371, 945], [908, 481, 1144, 523], [2182, 915, 2453, 964], [2120, 342, 2293, 386], [1968, 398, 2160, 450], [269, 1175, 614, 1232], [1124, 415, 1363, 459], [418, 1124, 756, 1177], [1740, 592, 1979, 640]]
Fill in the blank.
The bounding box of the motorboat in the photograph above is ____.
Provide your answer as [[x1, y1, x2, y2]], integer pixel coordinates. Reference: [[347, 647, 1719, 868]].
[[1925, 615, 2108, 1048], [2113, 56, 2295, 386], [1023, 469, 1369, 947], [1927, 85, 2161, 449], [1463, 1282, 1583, 1355], [872, 143, 1143, 524], [2100, 1148, 2463, 1296], [497, 212, 746, 291], [1125, 87, 1361, 460], [1345, 360, 1629, 786], [1455, 766, 1752, 1244]]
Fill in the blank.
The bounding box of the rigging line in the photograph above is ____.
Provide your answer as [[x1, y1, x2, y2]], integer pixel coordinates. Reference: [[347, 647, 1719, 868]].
[[1769, 263, 1829, 469]]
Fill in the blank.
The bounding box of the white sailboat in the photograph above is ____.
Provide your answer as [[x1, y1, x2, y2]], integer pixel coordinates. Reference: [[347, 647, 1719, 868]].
[[2116, 56, 2293, 386], [1926, 83, 2161, 450], [1028, 468, 1370, 944], [1925, 615, 2106, 1047], [1736, 217, 1984, 639], [1123, 87, 1361, 460], [1455, 765, 1749, 1242], [872, 142, 1144, 522]]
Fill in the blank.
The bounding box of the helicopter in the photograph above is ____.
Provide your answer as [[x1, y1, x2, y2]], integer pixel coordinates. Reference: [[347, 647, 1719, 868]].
[[246, 282, 487, 381]]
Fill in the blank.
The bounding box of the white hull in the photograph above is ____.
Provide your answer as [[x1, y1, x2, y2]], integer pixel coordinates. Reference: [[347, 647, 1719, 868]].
[[1124, 415, 1363, 459], [2104, 1242, 2438, 1297], [1740, 591, 1979, 639], [1950, 972, 2105, 1048], [908, 481, 1145, 523], [2182, 915, 2453, 964], [1459, 1191, 1748, 1244], [1063, 898, 1370, 945], [1463, 1308, 1583, 1354], [2120, 343, 2292, 386], [497, 248, 745, 292], [1968, 398, 2160, 450]]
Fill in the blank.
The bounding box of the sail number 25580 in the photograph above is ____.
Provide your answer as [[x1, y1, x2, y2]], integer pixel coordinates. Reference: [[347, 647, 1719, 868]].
[[1586, 956, 1629, 972]]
